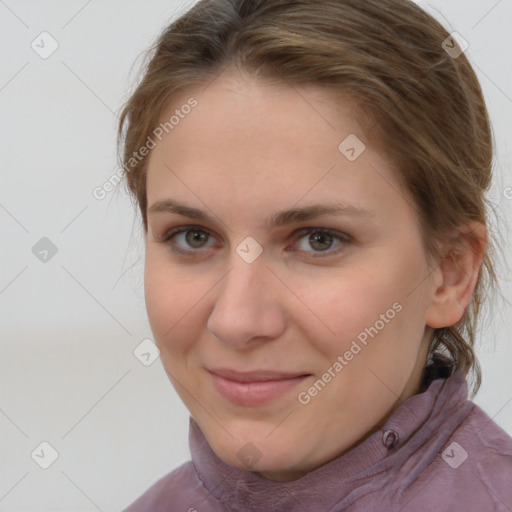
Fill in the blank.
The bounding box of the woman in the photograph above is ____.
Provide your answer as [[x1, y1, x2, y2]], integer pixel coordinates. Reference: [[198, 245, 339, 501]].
[[119, 0, 512, 510]]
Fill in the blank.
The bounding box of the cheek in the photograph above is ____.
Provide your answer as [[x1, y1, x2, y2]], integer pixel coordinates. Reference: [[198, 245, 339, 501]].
[[143, 256, 202, 355], [292, 267, 395, 351], [301, 256, 427, 359]]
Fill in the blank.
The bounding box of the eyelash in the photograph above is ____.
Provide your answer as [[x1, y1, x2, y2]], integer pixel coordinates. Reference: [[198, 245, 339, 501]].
[[155, 225, 352, 258]]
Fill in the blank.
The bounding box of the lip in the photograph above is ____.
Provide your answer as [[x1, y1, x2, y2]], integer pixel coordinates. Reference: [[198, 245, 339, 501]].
[[208, 368, 311, 406]]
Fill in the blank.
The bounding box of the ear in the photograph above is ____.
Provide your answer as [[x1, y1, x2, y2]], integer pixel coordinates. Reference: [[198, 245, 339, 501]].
[[425, 221, 487, 329]]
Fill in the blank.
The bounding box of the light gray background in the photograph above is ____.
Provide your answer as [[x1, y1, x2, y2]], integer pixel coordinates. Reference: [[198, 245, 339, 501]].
[[0, 1, 511, 510]]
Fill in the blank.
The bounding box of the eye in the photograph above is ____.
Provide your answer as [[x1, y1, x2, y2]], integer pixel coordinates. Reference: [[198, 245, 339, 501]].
[[155, 225, 351, 257], [157, 226, 216, 255], [290, 227, 351, 257]]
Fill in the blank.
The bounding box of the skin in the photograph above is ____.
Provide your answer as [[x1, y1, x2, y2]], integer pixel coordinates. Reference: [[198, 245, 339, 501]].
[[143, 69, 486, 482]]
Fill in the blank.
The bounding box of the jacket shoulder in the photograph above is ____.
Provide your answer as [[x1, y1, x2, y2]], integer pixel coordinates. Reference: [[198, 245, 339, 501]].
[[401, 402, 512, 511], [122, 461, 209, 512]]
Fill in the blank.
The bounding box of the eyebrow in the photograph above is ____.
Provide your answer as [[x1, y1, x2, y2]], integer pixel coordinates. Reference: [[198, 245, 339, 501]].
[[147, 199, 375, 231]]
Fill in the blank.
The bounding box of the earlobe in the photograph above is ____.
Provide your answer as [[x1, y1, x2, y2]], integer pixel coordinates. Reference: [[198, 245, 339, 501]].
[[425, 221, 486, 329]]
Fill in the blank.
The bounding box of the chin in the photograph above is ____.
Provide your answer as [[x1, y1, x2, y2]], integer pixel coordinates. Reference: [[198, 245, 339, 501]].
[[205, 428, 304, 476]]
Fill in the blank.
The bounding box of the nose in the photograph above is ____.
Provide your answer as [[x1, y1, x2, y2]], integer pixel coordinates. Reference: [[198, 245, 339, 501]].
[[206, 252, 286, 350]]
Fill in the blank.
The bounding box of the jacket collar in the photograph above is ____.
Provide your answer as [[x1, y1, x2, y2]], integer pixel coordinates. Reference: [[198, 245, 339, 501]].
[[189, 371, 470, 511]]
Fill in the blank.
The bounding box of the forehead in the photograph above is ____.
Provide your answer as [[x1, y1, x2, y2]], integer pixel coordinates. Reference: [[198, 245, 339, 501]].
[[148, 71, 370, 176], [144, 70, 411, 231], [158, 69, 369, 136]]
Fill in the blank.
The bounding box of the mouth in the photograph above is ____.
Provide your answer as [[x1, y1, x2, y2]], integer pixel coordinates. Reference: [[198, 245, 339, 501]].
[[208, 368, 312, 406]]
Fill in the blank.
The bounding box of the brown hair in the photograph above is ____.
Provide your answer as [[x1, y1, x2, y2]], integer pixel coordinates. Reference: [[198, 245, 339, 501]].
[[117, 0, 500, 396]]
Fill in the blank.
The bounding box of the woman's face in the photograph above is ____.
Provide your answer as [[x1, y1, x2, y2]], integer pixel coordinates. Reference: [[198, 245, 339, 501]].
[[144, 70, 436, 481]]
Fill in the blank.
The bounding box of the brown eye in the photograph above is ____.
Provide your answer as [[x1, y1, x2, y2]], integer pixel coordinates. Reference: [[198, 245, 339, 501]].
[[184, 229, 210, 248], [291, 228, 351, 257], [158, 225, 351, 259], [308, 231, 333, 251], [158, 226, 216, 255]]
